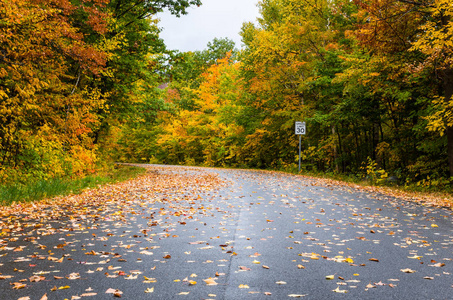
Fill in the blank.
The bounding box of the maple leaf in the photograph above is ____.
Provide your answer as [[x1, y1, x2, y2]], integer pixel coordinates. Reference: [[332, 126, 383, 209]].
[[11, 282, 27, 289]]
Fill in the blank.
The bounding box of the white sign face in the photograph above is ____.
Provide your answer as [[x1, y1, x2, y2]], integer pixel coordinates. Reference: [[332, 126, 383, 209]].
[[295, 121, 306, 135]]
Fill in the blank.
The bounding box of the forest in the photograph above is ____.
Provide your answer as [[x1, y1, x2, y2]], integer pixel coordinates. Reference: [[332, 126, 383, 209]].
[[1, 0, 453, 191]]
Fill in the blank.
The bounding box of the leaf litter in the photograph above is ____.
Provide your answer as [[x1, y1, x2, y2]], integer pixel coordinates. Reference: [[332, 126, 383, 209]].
[[1, 165, 453, 298]]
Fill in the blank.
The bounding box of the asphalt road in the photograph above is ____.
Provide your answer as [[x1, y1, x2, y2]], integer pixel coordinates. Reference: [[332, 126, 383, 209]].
[[1, 165, 453, 299]]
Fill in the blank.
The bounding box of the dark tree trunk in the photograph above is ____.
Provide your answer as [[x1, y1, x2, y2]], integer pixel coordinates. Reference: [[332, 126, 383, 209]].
[[444, 68, 453, 177]]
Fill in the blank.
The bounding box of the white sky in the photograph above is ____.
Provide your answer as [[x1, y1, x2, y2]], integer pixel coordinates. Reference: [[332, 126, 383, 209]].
[[157, 0, 260, 52]]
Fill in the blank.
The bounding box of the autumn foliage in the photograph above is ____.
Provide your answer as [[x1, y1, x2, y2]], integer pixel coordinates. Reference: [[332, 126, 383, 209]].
[[0, 0, 200, 184], [2, 0, 453, 190], [114, 0, 453, 189]]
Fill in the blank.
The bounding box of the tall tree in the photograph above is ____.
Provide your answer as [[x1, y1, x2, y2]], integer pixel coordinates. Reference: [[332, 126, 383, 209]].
[[354, 0, 453, 176]]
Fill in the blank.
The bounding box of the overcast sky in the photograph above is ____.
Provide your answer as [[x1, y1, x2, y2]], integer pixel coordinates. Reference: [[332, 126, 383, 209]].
[[157, 0, 261, 52]]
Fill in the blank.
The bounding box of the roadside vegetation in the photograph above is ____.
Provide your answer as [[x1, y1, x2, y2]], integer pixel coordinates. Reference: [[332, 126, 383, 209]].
[[0, 165, 146, 206]]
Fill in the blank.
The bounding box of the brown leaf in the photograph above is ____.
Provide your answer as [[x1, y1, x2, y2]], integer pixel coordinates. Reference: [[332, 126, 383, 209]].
[[11, 282, 27, 289], [400, 268, 416, 273], [429, 263, 445, 267]]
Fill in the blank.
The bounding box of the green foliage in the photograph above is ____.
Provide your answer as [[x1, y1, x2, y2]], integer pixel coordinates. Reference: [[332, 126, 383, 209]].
[[0, 165, 146, 206], [2, 0, 452, 195], [121, 0, 452, 192], [363, 157, 389, 185], [0, 0, 203, 185]]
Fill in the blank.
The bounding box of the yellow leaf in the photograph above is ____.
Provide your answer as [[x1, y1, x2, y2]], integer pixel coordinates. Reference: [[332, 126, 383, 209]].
[[58, 286, 70, 290]]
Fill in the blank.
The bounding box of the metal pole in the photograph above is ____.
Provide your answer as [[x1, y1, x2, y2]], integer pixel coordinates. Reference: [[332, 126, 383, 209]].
[[298, 134, 301, 173]]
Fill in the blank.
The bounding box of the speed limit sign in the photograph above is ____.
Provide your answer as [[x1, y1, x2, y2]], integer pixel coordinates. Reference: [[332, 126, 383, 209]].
[[295, 121, 306, 135]]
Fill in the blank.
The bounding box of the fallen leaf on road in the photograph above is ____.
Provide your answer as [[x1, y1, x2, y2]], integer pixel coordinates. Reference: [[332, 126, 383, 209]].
[[400, 268, 416, 273], [11, 282, 27, 289], [204, 278, 218, 286], [106, 288, 122, 294], [58, 286, 70, 290], [332, 286, 347, 293], [429, 263, 445, 267]]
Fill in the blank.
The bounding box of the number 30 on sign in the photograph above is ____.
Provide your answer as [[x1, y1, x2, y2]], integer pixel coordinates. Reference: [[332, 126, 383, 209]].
[[295, 121, 306, 135]]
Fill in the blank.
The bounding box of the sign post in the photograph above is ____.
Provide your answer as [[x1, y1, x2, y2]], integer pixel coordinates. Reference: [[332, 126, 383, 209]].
[[295, 122, 306, 172]]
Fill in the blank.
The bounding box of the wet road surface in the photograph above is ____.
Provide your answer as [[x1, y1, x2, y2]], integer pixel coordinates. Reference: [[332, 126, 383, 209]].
[[1, 165, 453, 299]]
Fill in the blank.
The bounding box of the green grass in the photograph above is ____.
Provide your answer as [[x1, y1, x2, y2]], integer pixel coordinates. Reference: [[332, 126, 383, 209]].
[[0, 164, 147, 206]]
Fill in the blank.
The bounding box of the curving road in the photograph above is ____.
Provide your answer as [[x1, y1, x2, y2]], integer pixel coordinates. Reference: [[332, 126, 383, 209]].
[[1, 165, 452, 299]]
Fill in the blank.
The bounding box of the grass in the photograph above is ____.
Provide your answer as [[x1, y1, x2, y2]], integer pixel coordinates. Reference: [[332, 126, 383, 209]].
[[0, 164, 147, 206]]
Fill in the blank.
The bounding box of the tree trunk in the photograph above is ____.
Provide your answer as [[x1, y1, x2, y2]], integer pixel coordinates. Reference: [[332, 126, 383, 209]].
[[444, 68, 453, 177], [447, 126, 453, 177]]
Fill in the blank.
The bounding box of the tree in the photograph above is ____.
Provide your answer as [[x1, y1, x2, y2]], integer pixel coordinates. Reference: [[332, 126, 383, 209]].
[[354, 0, 453, 176], [0, 0, 111, 182]]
